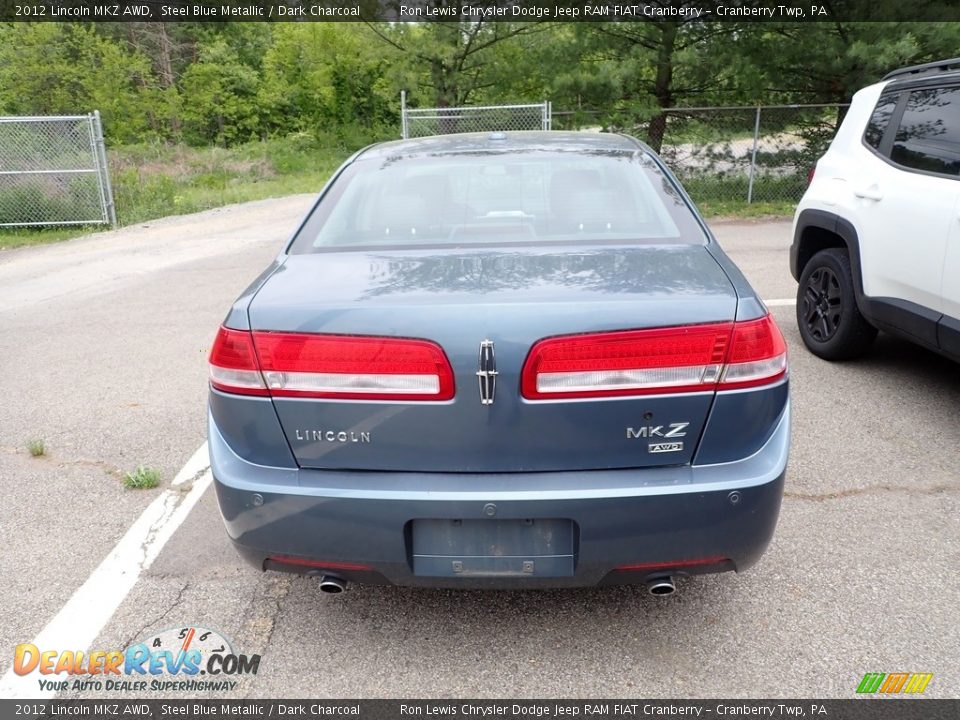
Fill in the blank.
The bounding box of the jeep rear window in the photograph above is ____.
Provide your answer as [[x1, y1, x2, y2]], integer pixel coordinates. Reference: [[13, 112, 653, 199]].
[[289, 150, 707, 252], [890, 86, 960, 176], [864, 94, 898, 150]]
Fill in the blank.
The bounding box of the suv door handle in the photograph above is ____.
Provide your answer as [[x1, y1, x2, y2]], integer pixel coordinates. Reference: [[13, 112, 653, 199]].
[[854, 185, 883, 201]]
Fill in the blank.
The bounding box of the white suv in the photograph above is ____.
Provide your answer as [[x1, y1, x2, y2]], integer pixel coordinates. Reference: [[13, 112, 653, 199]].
[[791, 58, 960, 362]]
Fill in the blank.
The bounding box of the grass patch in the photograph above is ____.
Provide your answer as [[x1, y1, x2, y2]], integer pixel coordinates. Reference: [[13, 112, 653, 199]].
[[108, 131, 366, 226], [680, 172, 806, 204], [679, 172, 800, 219], [0, 226, 99, 251], [697, 200, 796, 219], [123, 465, 161, 490], [26, 439, 45, 457]]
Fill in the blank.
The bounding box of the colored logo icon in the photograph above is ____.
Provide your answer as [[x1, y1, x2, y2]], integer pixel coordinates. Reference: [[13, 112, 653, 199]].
[[856, 672, 933, 694]]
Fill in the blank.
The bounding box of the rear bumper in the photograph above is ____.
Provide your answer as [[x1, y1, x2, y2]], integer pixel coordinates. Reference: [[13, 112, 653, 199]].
[[210, 402, 789, 589]]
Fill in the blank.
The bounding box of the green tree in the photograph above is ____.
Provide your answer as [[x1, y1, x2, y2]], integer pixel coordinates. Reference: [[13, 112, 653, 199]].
[[258, 23, 396, 137], [179, 37, 262, 146], [737, 22, 960, 108], [0, 23, 155, 143], [366, 8, 545, 112], [552, 20, 747, 150]]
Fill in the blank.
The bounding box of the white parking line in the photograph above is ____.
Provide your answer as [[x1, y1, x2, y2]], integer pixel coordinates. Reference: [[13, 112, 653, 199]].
[[0, 443, 212, 699], [765, 298, 796, 306]]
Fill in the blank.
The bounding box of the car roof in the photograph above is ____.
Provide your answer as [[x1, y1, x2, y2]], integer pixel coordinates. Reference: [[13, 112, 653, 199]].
[[880, 57, 960, 92], [355, 131, 644, 160]]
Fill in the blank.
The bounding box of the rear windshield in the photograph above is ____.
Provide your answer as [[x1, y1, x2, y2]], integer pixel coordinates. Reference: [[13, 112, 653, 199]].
[[289, 149, 707, 252]]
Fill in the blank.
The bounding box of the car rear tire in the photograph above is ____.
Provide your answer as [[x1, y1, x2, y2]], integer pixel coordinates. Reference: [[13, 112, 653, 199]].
[[796, 248, 877, 360]]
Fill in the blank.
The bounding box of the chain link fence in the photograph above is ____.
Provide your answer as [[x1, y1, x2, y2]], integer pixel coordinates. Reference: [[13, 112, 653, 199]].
[[556, 104, 848, 207], [657, 104, 847, 206], [402, 100, 847, 207], [0, 112, 116, 227], [401, 94, 552, 139]]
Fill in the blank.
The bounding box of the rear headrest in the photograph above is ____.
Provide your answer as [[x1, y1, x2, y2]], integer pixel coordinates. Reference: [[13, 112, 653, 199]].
[[377, 192, 427, 235], [550, 169, 625, 228], [550, 169, 603, 211], [405, 173, 449, 201]]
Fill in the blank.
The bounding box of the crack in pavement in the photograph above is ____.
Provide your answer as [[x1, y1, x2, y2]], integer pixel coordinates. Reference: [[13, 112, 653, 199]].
[[784, 483, 957, 502], [236, 574, 293, 699], [177, 464, 211, 488], [137, 492, 184, 570], [0, 446, 131, 479], [135, 463, 211, 570], [119, 582, 192, 651]]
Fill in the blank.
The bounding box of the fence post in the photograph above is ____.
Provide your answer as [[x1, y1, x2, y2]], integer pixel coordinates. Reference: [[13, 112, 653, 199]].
[[746, 105, 761, 204], [92, 110, 117, 227], [86, 113, 109, 225], [400, 90, 408, 139]]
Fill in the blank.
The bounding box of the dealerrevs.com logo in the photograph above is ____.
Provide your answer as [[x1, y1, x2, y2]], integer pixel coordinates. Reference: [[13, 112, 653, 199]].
[[13, 626, 260, 693], [856, 672, 933, 694]]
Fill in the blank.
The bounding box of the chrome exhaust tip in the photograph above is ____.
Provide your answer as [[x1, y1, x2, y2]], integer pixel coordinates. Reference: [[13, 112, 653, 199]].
[[318, 575, 347, 594], [646, 576, 676, 596]]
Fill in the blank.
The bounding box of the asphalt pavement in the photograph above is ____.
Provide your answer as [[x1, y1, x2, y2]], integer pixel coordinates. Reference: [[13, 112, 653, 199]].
[[0, 202, 957, 699]]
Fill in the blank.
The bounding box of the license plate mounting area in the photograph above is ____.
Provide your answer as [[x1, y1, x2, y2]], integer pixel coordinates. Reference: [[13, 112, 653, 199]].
[[411, 518, 575, 577]]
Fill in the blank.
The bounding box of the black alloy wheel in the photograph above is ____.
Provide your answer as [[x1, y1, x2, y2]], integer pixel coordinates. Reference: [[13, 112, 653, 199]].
[[802, 265, 843, 342], [795, 248, 877, 360]]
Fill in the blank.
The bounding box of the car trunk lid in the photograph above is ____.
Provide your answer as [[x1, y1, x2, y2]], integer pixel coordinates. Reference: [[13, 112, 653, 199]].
[[246, 245, 738, 472]]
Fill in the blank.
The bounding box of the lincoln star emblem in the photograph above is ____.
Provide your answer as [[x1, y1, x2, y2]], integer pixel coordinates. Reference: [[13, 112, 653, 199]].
[[476, 340, 498, 405]]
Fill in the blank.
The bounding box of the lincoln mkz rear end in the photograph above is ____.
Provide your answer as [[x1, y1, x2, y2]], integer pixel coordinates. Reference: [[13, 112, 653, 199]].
[[208, 132, 789, 594]]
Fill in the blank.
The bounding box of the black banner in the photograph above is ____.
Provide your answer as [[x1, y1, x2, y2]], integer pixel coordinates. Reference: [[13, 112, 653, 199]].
[[3, 700, 960, 720], [1, 0, 960, 23]]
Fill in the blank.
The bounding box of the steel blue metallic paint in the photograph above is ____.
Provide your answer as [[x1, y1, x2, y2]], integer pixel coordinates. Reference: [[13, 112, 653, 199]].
[[208, 132, 790, 588], [210, 403, 788, 588]]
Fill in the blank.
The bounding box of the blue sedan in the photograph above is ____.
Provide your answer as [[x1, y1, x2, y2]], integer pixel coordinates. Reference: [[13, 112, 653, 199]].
[[208, 132, 789, 595]]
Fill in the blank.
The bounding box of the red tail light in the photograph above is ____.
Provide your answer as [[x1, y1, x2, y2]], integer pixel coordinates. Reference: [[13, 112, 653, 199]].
[[720, 315, 788, 390], [521, 315, 786, 400], [268, 556, 371, 571], [807, 166, 816, 185], [209, 327, 454, 401], [615, 556, 729, 573], [209, 327, 269, 396]]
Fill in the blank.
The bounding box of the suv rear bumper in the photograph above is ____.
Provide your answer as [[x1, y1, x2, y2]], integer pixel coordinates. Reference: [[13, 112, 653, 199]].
[[210, 403, 789, 589]]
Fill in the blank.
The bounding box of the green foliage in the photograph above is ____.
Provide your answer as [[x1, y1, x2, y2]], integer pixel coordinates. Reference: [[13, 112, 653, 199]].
[[107, 133, 358, 225], [26, 439, 46, 457], [0, 132, 365, 249], [0, 24, 155, 144], [179, 38, 262, 146], [697, 200, 796, 219], [259, 24, 397, 135], [0, 227, 96, 251], [681, 173, 808, 206], [0, 184, 86, 225], [4, 21, 960, 149], [732, 22, 960, 105], [368, 21, 546, 109], [3, 19, 960, 237], [123, 466, 161, 490]]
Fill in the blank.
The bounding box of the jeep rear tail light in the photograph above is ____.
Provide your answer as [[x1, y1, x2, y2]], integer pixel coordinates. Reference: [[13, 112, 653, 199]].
[[521, 315, 786, 399], [209, 328, 455, 401]]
